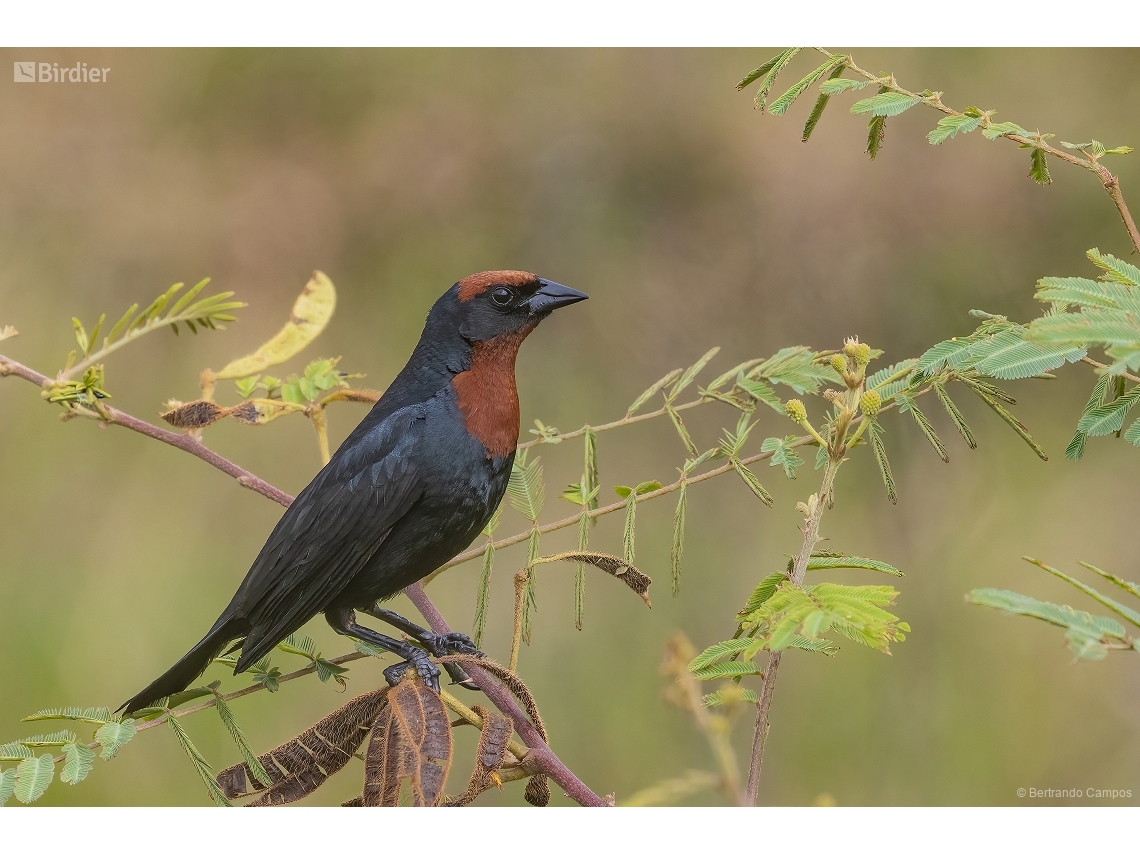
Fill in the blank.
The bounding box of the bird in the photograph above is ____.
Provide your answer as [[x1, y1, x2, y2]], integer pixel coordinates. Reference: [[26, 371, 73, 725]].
[[120, 271, 587, 715]]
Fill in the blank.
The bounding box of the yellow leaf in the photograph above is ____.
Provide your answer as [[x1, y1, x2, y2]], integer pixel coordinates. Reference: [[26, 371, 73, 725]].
[[215, 271, 336, 380]]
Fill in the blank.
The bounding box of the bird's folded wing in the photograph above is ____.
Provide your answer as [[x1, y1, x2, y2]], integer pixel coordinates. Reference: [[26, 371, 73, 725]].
[[231, 404, 427, 663]]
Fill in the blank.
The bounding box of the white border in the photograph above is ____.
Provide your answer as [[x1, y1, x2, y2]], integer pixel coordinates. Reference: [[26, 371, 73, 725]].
[[2, 1, 1139, 48]]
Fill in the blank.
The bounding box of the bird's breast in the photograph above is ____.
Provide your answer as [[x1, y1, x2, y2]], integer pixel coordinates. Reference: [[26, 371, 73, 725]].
[[451, 330, 530, 458]]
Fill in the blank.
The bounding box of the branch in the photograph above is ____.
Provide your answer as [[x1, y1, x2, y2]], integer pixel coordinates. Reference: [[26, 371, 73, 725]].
[[404, 582, 607, 807], [744, 455, 840, 805], [816, 48, 1140, 255], [425, 436, 816, 584], [1081, 355, 1140, 385], [0, 353, 294, 508], [517, 397, 709, 450]]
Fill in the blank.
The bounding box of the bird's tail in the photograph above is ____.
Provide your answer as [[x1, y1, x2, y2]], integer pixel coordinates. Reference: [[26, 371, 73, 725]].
[[119, 616, 245, 716]]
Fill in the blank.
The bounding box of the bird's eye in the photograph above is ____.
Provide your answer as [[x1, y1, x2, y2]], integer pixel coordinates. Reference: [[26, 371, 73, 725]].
[[490, 286, 513, 307]]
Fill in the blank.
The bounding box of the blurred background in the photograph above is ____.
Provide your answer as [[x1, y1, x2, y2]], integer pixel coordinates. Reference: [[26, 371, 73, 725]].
[[1, 48, 1139, 806]]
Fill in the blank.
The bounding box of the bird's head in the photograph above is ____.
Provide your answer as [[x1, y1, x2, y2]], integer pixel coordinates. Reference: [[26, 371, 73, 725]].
[[450, 270, 588, 343]]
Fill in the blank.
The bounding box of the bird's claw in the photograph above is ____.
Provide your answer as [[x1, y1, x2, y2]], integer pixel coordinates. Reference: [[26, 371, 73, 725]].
[[383, 648, 441, 692], [423, 631, 485, 658]]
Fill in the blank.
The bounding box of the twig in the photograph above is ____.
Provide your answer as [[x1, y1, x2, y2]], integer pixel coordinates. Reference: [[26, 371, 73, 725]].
[[815, 48, 1140, 255], [1081, 355, 1140, 385], [744, 455, 840, 805], [0, 354, 294, 508], [517, 398, 708, 450], [404, 582, 607, 807]]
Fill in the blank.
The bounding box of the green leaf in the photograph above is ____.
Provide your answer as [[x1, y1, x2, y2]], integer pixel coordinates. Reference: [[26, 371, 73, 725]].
[[967, 588, 1125, 660], [668, 347, 720, 401], [962, 381, 1048, 461], [314, 658, 349, 684], [1028, 559, 1140, 629], [761, 436, 804, 479], [739, 572, 789, 618], [934, 384, 977, 449], [802, 63, 848, 142], [507, 450, 545, 523], [575, 506, 589, 630], [731, 458, 773, 507], [706, 359, 764, 393], [928, 113, 983, 145], [735, 376, 784, 413], [806, 554, 902, 576], [768, 56, 846, 116], [690, 660, 765, 681], [95, 719, 137, 760], [867, 114, 887, 160], [703, 688, 759, 707], [622, 493, 637, 563], [0, 741, 34, 762], [1076, 387, 1140, 437], [904, 400, 948, 462], [748, 48, 801, 111], [19, 730, 76, 747], [748, 346, 839, 395], [22, 707, 111, 725], [61, 741, 95, 785], [981, 121, 1029, 140], [737, 50, 791, 90], [626, 368, 681, 418], [851, 91, 921, 117], [867, 421, 897, 504], [277, 632, 316, 660], [166, 715, 231, 806], [1087, 248, 1140, 288], [1029, 148, 1051, 185], [473, 539, 495, 647], [867, 358, 918, 401], [0, 768, 15, 806], [1103, 146, 1134, 156], [819, 77, 871, 96], [666, 404, 698, 455], [671, 482, 687, 598], [1079, 562, 1140, 602], [213, 693, 272, 788], [14, 754, 55, 803], [970, 329, 1086, 380], [689, 638, 756, 671]]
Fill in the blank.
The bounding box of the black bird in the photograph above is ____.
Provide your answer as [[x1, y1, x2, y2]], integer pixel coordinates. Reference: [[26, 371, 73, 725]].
[[120, 272, 587, 715]]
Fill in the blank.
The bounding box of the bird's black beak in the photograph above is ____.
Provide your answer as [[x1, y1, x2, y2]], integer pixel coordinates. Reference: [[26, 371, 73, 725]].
[[528, 278, 588, 315]]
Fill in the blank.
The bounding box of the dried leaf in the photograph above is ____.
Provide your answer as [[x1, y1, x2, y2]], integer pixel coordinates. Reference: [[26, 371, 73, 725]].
[[216, 687, 388, 805], [529, 551, 653, 607], [215, 271, 336, 380], [362, 673, 452, 807], [446, 705, 514, 806], [161, 400, 226, 429]]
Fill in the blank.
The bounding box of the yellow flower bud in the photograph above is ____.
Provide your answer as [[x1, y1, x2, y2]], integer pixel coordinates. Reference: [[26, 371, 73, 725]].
[[852, 342, 872, 366], [785, 399, 808, 424], [860, 389, 882, 416], [829, 354, 847, 375]]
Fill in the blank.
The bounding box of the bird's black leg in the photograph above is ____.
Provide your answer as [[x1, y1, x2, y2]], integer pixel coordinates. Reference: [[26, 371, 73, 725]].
[[362, 605, 484, 690], [325, 607, 441, 692]]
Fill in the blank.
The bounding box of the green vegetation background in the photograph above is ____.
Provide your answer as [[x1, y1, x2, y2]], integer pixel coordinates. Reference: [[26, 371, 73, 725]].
[[1, 48, 1138, 806]]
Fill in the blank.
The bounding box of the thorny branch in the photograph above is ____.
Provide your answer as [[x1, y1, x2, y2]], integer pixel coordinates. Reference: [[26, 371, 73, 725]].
[[815, 48, 1140, 255]]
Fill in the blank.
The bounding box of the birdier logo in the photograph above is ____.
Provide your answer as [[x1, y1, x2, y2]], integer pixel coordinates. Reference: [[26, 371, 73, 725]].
[[13, 62, 110, 83]]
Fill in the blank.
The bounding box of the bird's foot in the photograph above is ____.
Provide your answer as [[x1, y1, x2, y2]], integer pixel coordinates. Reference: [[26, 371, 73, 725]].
[[421, 631, 485, 658], [383, 647, 441, 692]]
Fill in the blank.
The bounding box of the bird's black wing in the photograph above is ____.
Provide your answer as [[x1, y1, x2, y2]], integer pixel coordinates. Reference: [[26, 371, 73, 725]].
[[230, 403, 427, 669]]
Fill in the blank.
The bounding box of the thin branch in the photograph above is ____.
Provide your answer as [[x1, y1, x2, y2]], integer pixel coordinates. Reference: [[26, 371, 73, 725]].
[[815, 47, 1140, 255], [404, 582, 607, 807], [517, 397, 709, 450], [425, 437, 815, 584], [744, 455, 840, 805], [1081, 355, 1140, 385], [0, 353, 295, 508]]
